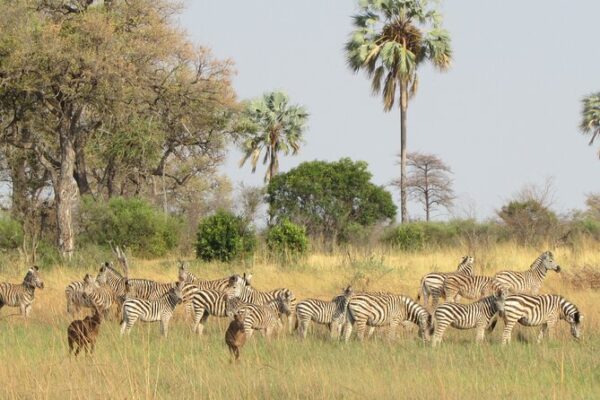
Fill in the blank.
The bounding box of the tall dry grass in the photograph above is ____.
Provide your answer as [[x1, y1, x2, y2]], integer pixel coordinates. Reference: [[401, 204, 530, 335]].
[[0, 243, 599, 399]]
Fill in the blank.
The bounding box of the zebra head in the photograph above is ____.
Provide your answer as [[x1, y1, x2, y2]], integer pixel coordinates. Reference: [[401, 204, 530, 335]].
[[540, 251, 561, 273], [331, 286, 354, 323], [82, 274, 99, 295], [96, 263, 109, 285], [458, 256, 475, 274], [493, 290, 506, 315], [416, 307, 433, 342], [24, 266, 44, 289], [224, 275, 245, 298], [169, 281, 185, 305], [242, 272, 253, 286], [568, 310, 584, 341], [177, 262, 192, 283], [275, 291, 293, 316]]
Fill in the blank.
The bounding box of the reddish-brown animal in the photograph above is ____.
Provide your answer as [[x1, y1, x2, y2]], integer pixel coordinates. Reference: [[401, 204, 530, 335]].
[[68, 309, 102, 356], [225, 312, 247, 361]]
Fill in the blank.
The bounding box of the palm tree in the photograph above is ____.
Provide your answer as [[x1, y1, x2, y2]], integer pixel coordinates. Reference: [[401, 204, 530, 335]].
[[580, 92, 600, 158], [238, 91, 308, 182], [345, 0, 452, 223]]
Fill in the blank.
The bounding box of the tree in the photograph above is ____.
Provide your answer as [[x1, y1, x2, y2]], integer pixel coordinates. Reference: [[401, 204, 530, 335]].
[[498, 199, 558, 246], [345, 0, 452, 223], [394, 152, 454, 221], [580, 92, 600, 158], [267, 158, 397, 243], [238, 91, 308, 182]]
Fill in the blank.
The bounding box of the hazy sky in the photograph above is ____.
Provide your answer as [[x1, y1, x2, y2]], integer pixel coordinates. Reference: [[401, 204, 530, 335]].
[[179, 0, 600, 220]]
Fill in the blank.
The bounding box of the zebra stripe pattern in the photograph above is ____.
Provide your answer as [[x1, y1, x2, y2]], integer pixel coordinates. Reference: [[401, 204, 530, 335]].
[[443, 275, 494, 302], [82, 274, 115, 318], [236, 292, 293, 338], [500, 294, 583, 344], [65, 280, 92, 315], [295, 286, 354, 339], [120, 282, 184, 337], [97, 262, 179, 301], [0, 266, 44, 317], [493, 251, 561, 295], [236, 285, 297, 332], [178, 263, 253, 292], [431, 293, 505, 347], [418, 256, 474, 308], [343, 292, 431, 342]]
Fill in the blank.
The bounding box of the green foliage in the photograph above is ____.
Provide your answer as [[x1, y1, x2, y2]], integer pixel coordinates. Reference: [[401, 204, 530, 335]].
[[580, 92, 600, 157], [195, 210, 256, 262], [78, 196, 182, 257], [0, 213, 23, 250], [267, 158, 396, 243], [498, 200, 558, 245], [266, 220, 308, 259], [383, 223, 426, 251]]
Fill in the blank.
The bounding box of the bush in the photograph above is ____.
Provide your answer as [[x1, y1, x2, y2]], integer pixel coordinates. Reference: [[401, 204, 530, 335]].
[[383, 223, 426, 251], [78, 196, 182, 257], [0, 213, 23, 250], [498, 200, 558, 245], [196, 210, 256, 262], [266, 220, 308, 259]]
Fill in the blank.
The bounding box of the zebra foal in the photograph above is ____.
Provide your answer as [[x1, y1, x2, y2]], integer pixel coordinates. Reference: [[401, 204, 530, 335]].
[[295, 286, 354, 339], [82, 274, 115, 318], [236, 291, 293, 339], [418, 256, 474, 308], [0, 266, 44, 317]]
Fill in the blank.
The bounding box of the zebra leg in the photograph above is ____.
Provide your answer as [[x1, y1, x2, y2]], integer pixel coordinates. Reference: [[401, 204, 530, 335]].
[[299, 319, 309, 339], [367, 326, 376, 339], [342, 321, 353, 342], [244, 328, 254, 339], [475, 320, 487, 344], [432, 321, 450, 347], [160, 317, 171, 337], [354, 320, 368, 341], [537, 323, 548, 343], [502, 320, 517, 345], [287, 313, 295, 334]]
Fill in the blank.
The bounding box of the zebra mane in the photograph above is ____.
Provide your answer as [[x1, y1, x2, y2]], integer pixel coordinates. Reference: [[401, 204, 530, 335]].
[[103, 264, 124, 278], [528, 252, 550, 271]]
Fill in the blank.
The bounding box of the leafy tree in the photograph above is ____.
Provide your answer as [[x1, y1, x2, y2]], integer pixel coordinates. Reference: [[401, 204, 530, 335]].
[[580, 92, 600, 158], [498, 200, 558, 245], [267, 158, 396, 243], [238, 91, 308, 182], [345, 0, 452, 223], [266, 220, 308, 260], [196, 210, 256, 262]]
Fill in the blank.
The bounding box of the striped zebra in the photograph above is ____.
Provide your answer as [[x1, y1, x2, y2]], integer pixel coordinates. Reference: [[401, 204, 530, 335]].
[[431, 292, 505, 347], [343, 292, 431, 342], [120, 281, 185, 337], [443, 275, 494, 302], [493, 251, 561, 295], [418, 256, 474, 308], [178, 263, 253, 291], [97, 262, 179, 301], [65, 279, 91, 315], [0, 266, 44, 317], [236, 285, 297, 332], [500, 294, 583, 344], [236, 291, 294, 339], [82, 274, 115, 318], [295, 286, 354, 339]]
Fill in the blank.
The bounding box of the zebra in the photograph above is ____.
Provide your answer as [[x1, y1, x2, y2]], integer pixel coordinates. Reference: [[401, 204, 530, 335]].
[[65, 279, 91, 315], [500, 294, 583, 344], [0, 266, 44, 317], [295, 286, 354, 339], [418, 256, 474, 308], [430, 292, 505, 347], [97, 262, 179, 302], [493, 251, 561, 295], [343, 292, 431, 342], [443, 275, 495, 303], [82, 274, 115, 318], [236, 291, 294, 339], [120, 281, 185, 337], [178, 262, 253, 291], [235, 284, 297, 332]]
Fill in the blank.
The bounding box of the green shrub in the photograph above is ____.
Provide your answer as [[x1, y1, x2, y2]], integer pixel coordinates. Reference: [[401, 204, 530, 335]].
[[383, 223, 426, 251], [196, 210, 256, 262], [78, 196, 182, 257], [0, 213, 23, 250], [266, 220, 308, 259]]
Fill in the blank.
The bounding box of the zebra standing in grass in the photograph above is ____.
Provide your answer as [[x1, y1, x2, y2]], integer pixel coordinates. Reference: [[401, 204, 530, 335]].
[[65, 279, 91, 316], [443, 275, 495, 303], [120, 281, 185, 337], [500, 294, 583, 344], [0, 266, 44, 317], [235, 285, 297, 332], [493, 251, 561, 295], [236, 291, 294, 339], [97, 262, 180, 301], [430, 292, 505, 347], [82, 274, 115, 318], [418, 256, 474, 308], [295, 286, 354, 339], [343, 292, 431, 342], [178, 263, 253, 291]]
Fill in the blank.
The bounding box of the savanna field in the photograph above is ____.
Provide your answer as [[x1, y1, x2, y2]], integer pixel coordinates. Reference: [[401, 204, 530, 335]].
[[1, 244, 599, 400]]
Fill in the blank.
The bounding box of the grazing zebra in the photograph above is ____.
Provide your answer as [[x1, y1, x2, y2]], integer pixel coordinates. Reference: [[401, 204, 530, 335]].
[[493, 251, 561, 295], [418, 256, 474, 308], [343, 292, 431, 342], [236, 285, 297, 332], [500, 294, 583, 344], [443, 275, 494, 302], [431, 292, 505, 347], [0, 266, 44, 317], [178, 263, 253, 291], [120, 281, 185, 337], [236, 292, 294, 339], [65, 279, 92, 315], [295, 286, 354, 339], [82, 274, 115, 318]]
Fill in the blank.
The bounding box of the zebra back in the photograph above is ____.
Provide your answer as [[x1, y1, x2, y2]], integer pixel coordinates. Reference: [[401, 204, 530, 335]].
[[418, 256, 474, 303], [444, 275, 494, 300]]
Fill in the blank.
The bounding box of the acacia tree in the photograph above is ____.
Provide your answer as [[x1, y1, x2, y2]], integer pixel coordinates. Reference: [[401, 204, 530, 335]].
[[394, 152, 454, 221], [345, 0, 452, 223], [580, 92, 600, 158], [238, 91, 308, 182]]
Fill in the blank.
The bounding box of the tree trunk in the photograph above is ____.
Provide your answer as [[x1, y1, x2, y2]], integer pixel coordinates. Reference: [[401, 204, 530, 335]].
[[424, 165, 430, 222], [268, 143, 278, 182], [55, 134, 79, 259], [74, 133, 91, 196], [399, 83, 409, 223]]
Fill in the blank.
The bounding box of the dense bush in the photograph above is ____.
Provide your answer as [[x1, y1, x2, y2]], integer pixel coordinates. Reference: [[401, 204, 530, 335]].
[[196, 210, 256, 262], [78, 196, 182, 257], [266, 220, 308, 258], [0, 213, 23, 250], [498, 200, 558, 245], [383, 223, 426, 251]]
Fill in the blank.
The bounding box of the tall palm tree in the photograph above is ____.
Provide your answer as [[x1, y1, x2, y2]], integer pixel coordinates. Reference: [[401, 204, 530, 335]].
[[580, 92, 600, 158], [238, 91, 308, 182], [345, 0, 452, 223]]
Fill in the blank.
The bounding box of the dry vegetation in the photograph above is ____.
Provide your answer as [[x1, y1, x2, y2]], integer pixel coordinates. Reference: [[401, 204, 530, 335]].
[[1, 243, 599, 399]]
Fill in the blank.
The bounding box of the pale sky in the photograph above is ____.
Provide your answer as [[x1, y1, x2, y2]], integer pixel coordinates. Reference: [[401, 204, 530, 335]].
[[180, 0, 600, 220]]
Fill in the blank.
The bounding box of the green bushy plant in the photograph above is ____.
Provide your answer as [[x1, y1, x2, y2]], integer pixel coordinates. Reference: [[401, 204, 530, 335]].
[[0, 213, 23, 250], [266, 220, 308, 259], [383, 223, 426, 251], [196, 210, 256, 262]]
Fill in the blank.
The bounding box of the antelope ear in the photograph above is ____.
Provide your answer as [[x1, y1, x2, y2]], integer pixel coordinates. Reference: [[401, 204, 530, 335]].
[[33, 265, 39, 271]]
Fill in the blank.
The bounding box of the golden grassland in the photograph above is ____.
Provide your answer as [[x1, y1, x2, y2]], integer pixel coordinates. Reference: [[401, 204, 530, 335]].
[[1, 244, 600, 399]]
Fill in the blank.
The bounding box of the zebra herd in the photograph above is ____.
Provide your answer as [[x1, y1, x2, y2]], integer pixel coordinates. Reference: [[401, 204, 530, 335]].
[[0, 251, 584, 352]]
